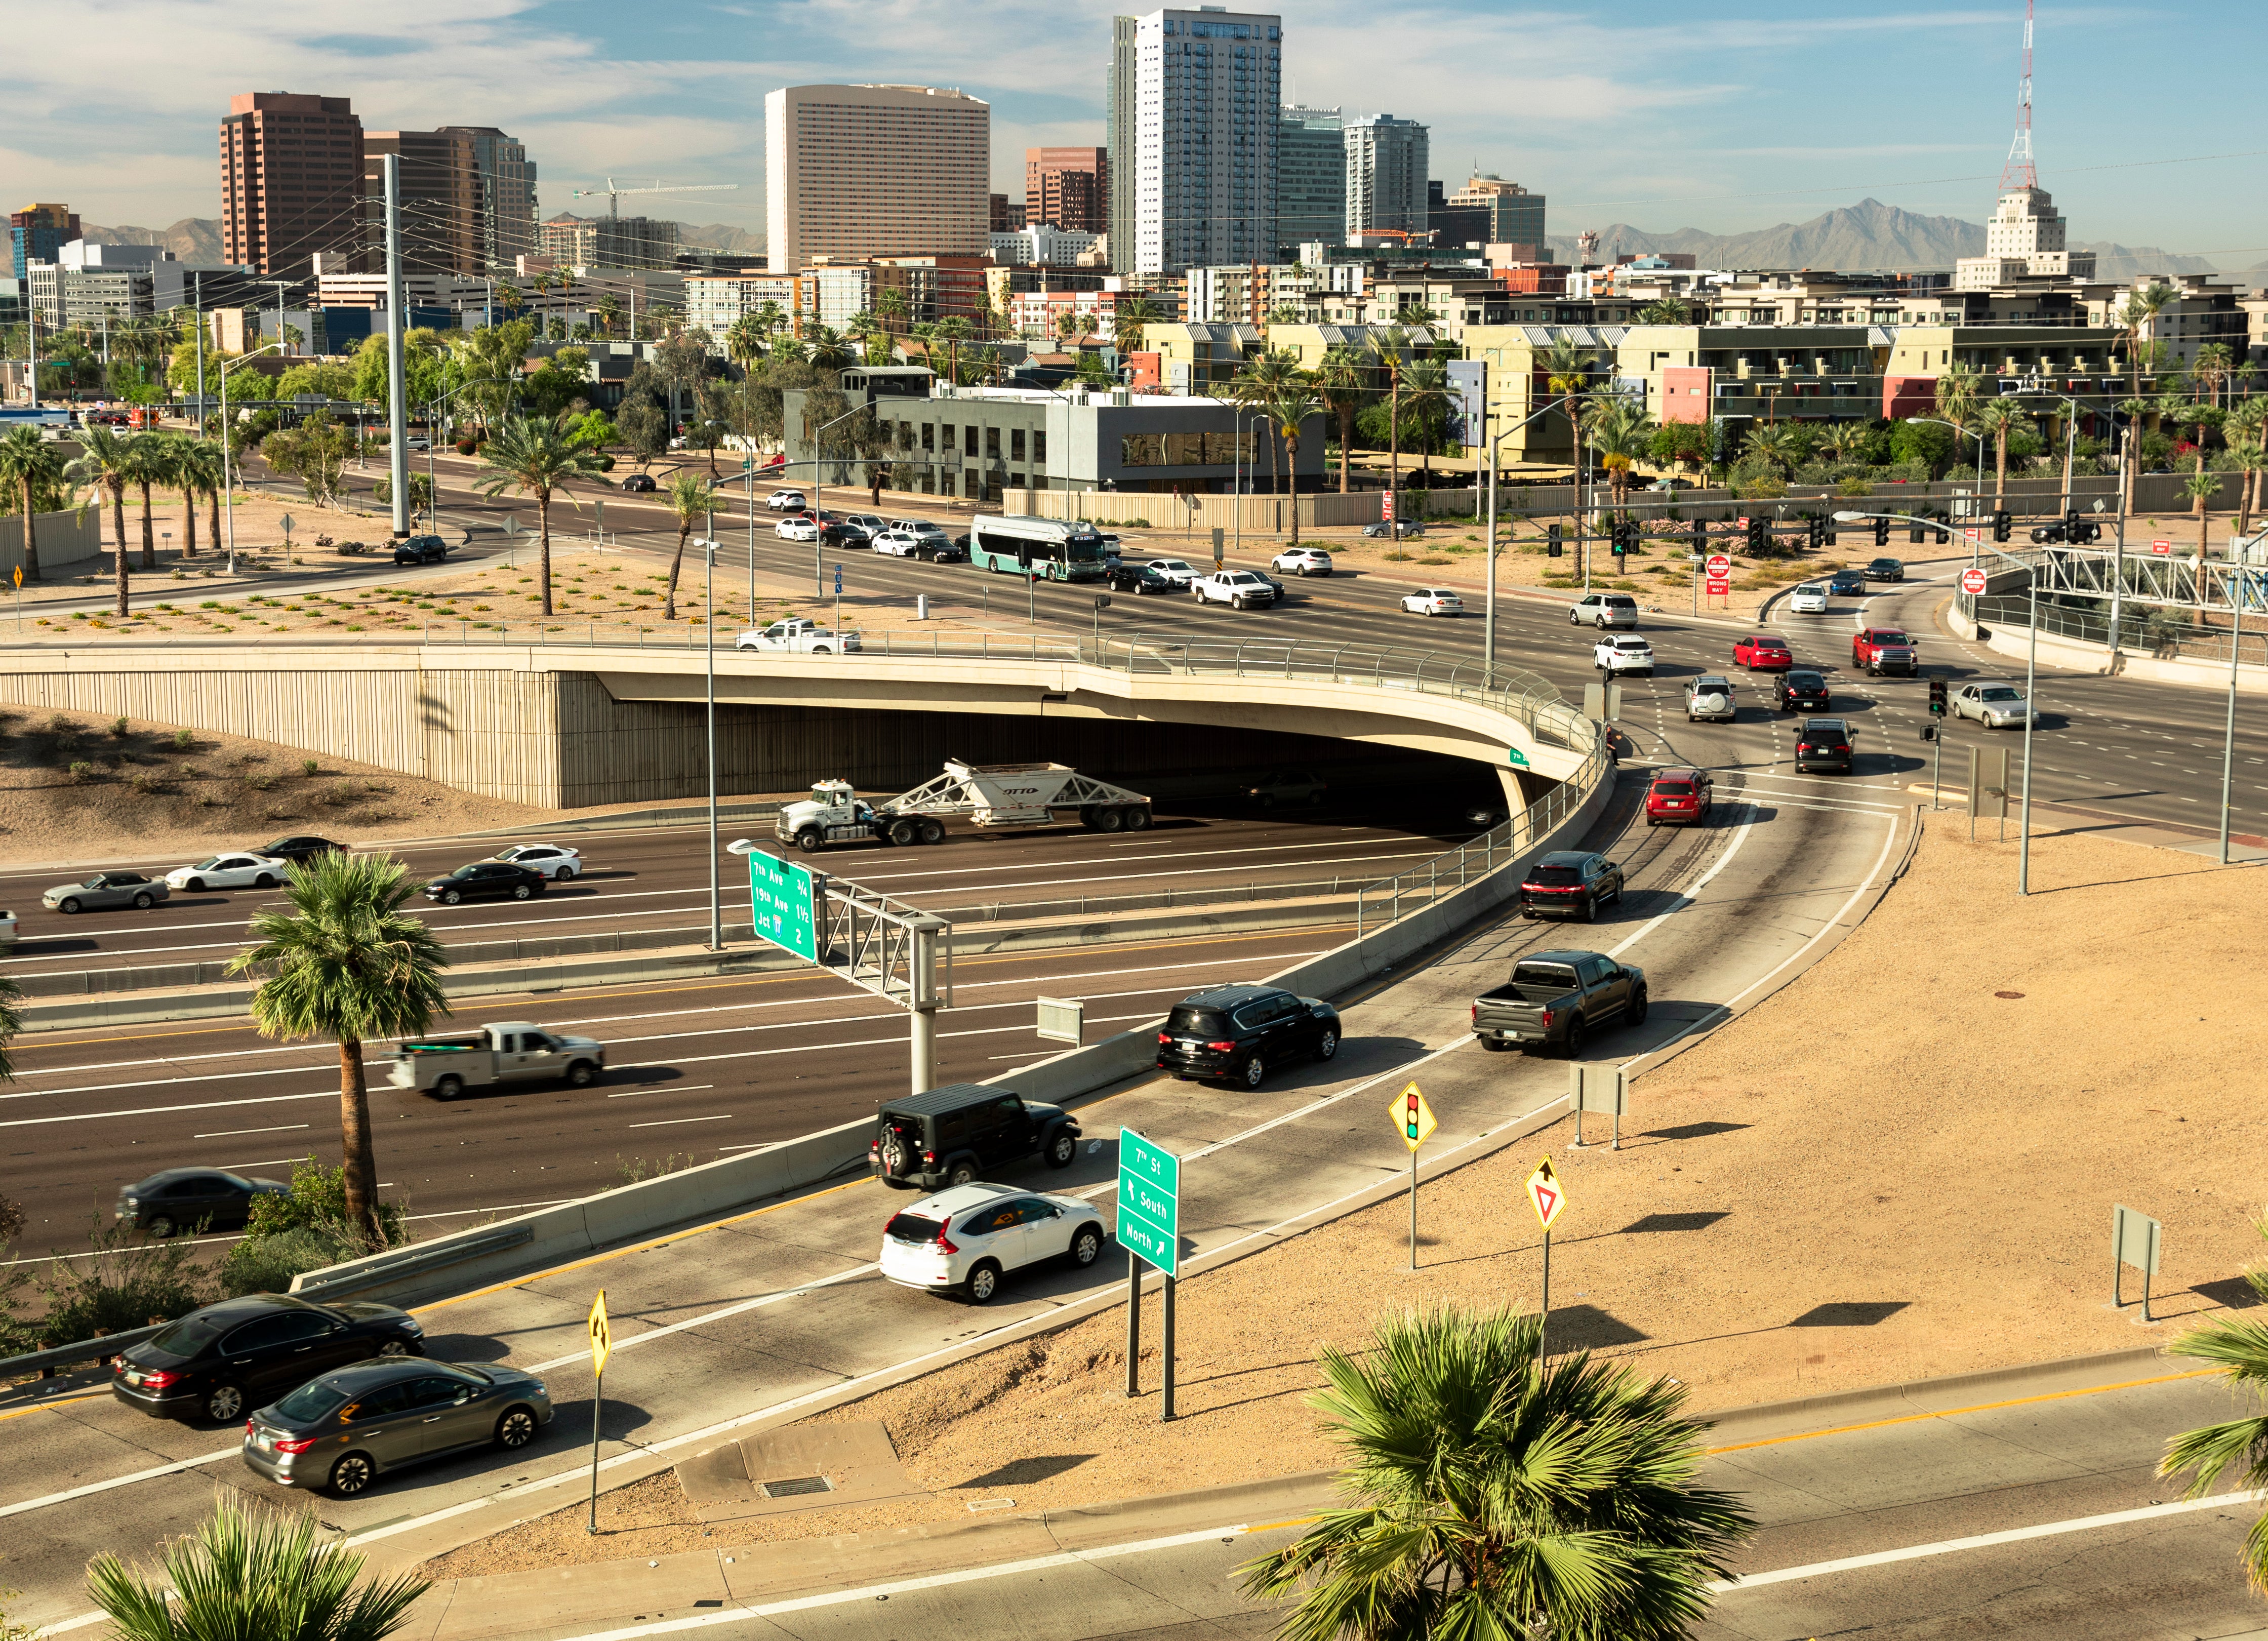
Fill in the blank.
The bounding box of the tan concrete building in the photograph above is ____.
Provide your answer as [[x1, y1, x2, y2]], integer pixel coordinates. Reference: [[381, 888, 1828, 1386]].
[[1955, 187, 2094, 291], [764, 84, 989, 273], [1025, 147, 1107, 235], [219, 91, 366, 279]]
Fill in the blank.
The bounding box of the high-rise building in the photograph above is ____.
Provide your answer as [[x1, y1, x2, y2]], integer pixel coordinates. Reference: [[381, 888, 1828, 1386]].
[[1442, 175, 1544, 250], [1026, 147, 1108, 234], [1132, 8, 1282, 276], [11, 203, 79, 282], [1344, 114, 1428, 240], [438, 126, 540, 271], [219, 92, 367, 279], [764, 84, 990, 273], [1106, 17, 1139, 272], [539, 214, 596, 265], [990, 193, 1028, 233], [362, 130, 483, 276], [1275, 108, 1343, 250], [534, 214, 679, 271], [1953, 187, 2094, 290]]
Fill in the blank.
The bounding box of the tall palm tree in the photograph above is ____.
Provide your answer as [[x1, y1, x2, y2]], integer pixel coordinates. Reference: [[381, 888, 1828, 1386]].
[[2161, 1218, 2268, 1593], [2225, 396, 2268, 538], [805, 326, 855, 371], [88, 1498, 430, 1641], [1113, 295, 1160, 359], [0, 425, 66, 581], [661, 470, 722, 622], [1971, 398, 2026, 509], [1312, 345, 1365, 495], [1268, 388, 1321, 545], [1240, 1305, 1753, 1640], [1539, 335, 1599, 505], [1740, 422, 1800, 478], [224, 852, 448, 1245], [63, 423, 134, 616], [930, 316, 974, 386], [2192, 342, 2235, 408], [472, 413, 608, 615], [1231, 350, 1304, 496], [157, 432, 199, 559], [179, 437, 226, 558], [2119, 282, 2176, 401], [1933, 359, 1984, 434], [1397, 355, 1454, 495], [875, 286, 910, 339], [725, 313, 766, 371], [594, 293, 624, 340], [1581, 393, 1658, 506]]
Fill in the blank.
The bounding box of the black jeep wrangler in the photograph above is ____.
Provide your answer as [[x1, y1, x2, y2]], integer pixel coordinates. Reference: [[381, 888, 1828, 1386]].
[[869, 1084, 1082, 1192]]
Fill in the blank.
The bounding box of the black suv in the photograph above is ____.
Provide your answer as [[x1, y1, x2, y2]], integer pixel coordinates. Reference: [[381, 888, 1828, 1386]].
[[1774, 670, 1832, 713], [871, 1085, 1081, 1192], [116, 1168, 288, 1238], [1796, 716, 1855, 774], [112, 1295, 425, 1424], [1519, 851, 1626, 923], [1155, 984, 1341, 1090], [393, 535, 449, 566]]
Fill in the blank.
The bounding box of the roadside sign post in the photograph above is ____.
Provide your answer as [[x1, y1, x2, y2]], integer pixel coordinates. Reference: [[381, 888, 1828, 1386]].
[[585, 1289, 612, 1535], [1960, 566, 1988, 597], [2112, 1204, 2162, 1320], [12, 564, 20, 630], [1525, 1158, 1568, 1357], [1118, 1129, 1181, 1419], [1389, 1083, 1438, 1270], [1570, 1063, 1626, 1150], [1210, 525, 1225, 571]]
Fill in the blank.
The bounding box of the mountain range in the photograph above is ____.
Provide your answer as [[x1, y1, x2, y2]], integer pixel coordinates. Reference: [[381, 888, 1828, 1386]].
[[1543, 198, 2227, 279]]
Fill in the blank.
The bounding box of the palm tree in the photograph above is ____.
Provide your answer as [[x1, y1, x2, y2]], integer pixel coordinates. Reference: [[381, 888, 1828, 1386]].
[[2161, 1217, 2268, 1592], [1312, 345, 1365, 494], [805, 326, 855, 371], [1971, 398, 2026, 510], [875, 286, 910, 340], [1398, 355, 1454, 495], [1539, 335, 1599, 501], [2192, 342, 2235, 408], [1113, 295, 1160, 359], [594, 293, 624, 340], [1581, 393, 1658, 506], [0, 425, 65, 581], [1820, 422, 1871, 466], [224, 852, 448, 1245], [2119, 282, 2176, 401], [930, 316, 973, 386], [181, 438, 226, 562], [472, 413, 608, 615], [1268, 388, 1321, 545], [88, 1498, 430, 1641], [2226, 396, 2268, 539], [1634, 297, 1692, 326], [1741, 422, 1800, 478], [1231, 350, 1305, 496], [1933, 360, 1984, 434], [1240, 1305, 1753, 1641], [661, 469, 722, 622], [158, 433, 200, 560], [63, 423, 134, 616]]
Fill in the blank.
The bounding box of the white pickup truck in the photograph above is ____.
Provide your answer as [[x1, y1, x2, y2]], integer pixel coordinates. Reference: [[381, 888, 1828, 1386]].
[[388, 1022, 607, 1101], [736, 617, 862, 655]]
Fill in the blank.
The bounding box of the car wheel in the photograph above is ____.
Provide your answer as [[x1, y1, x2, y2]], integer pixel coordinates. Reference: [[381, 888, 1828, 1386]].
[[494, 1407, 539, 1450], [557, 866, 578, 880], [1046, 1130, 1076, 1168], [965, 1261, 1003, 1304], [1480, 1037, 1511, 1053], [1561, 1019, 1587, 1062], [327, 1452, 375, 1497], [377, 1339, 411, 1357], [1628, 987, 1649, 1027], [1315, 1027, 1339, 1062], [796, 828, 824, 853], [184, 877, 205, 893], [946, 1159, 977, 1188], [434, 1074, 465, 1101], [1568, 611, 1580, 625], [132, 892, 154, 909], [919, 818, 946, 845], [146, 1213, 176, 1238], [204, 1383, 244, 1423], [1069, 1225, 1103, 1267], [59, 897, 79, 914], [254, 873, 276, 889], [1581, 894, 1597, 923], [442, 889, 463, 905], [511, 883, 533, 900], [565, 1060, 597, 1089], [1241, 1054, 1267, 1091]]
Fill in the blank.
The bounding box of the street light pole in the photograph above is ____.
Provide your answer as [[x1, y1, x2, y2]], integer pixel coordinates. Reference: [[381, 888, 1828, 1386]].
[[705, 536, 721, 948], [2221, 566, 2248, 866], [218, 342, 286, 575]]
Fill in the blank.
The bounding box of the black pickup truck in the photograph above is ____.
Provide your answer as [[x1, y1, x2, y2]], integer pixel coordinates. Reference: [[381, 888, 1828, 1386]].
[[1470, 950, 1648, 1058]]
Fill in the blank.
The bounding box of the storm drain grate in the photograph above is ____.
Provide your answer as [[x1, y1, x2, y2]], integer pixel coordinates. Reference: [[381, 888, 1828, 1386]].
[[759, 1475, 833, 1498]]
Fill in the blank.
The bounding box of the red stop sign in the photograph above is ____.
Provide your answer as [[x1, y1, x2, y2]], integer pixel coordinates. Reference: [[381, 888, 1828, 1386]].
[[1960, 567, 1988, 595]]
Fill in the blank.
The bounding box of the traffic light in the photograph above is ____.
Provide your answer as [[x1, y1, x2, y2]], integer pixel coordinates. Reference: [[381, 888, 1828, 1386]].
[[1610, 521, 1628, 562], [1873, 517, 1890, 547], [1547, 523, 1563, 558], [1807, 515, 1825, 552], [1928, 676, 1948, 716], [1910, 519, 1926, 544], [1992, 510, 2012, 543], [1745, 515, 1767, 554], [1934, 519, 1951, 545], [1402, 1089, 1423, 1144], [1691, 517, 1708, 552]]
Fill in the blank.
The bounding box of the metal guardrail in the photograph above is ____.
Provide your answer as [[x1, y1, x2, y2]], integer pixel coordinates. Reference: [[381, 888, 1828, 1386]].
[[1966, 591, 2268, 670], [1, 1322, 165, 1380]]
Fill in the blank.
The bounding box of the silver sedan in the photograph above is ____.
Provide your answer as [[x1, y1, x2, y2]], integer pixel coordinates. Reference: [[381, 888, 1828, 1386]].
[[42, 871, 170, 913], [1953, 682, 2036, 729]]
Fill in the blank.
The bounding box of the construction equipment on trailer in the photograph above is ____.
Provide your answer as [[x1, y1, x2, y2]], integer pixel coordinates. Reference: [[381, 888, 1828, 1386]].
[[776, 759, 1156, 852]]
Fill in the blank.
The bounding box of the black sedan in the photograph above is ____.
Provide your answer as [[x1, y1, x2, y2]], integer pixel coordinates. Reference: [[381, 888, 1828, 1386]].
[[1773, 670, 1832, 713], [425, 861, 549, 904], [112, 1294, 425, 1424], [1518, 851, 1626, 923], [1827, 568, 1867, 595], [255, 834, 347, 865], [1104, 562, 1176, 595], [1865, 557, 1905, 581], [116, 1168, 288, 1238], [243, 1357, 553, 1497], [918, 538, 966, 564], [1155, 983, 1340, 1090], [621, 473, 658, 493]]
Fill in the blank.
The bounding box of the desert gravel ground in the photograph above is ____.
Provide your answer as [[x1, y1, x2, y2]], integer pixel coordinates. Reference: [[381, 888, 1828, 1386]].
[[424, 817, 2268, 1577]]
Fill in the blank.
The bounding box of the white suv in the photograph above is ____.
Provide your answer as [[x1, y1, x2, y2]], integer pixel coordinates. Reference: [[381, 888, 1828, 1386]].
[[1193, 570, 1278, 609], [765, 490, 808, 512], [1145, 558, 1200, 587], [1568, 592, 1640, 629], [878, 1184, 1106, 1304], [1594, 634, 1655, 675], [1271, 546, 1334, 577]]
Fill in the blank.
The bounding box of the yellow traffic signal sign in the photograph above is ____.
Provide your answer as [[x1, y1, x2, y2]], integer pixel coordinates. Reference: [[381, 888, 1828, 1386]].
[[587, 1289, 612, 1377], [1389, 1083, 1437, 1152]]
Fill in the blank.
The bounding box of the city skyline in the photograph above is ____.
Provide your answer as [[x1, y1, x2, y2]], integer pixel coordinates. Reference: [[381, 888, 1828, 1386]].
[[1, 0, 2260, 264]]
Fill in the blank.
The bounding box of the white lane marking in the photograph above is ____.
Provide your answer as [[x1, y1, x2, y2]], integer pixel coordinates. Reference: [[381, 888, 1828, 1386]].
[[525, 1263, 882, 1373], [191, 1123, 309, 1139], [1709, 1490, 2258, 1593], [605, 1084, 714, 1099], [1, 1088, 338, 1130], [626, 1114, 734, 1129], [1, 1446, 241, 1523], [1603, 803, 1757, 961]]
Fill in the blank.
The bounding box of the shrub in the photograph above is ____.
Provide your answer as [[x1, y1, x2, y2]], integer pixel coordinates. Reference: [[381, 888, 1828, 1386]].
[[301, 758, 319, 777], [244, 1156, 406, 1247], [172, 728, 193, 751], [66, 760, 92, 781], [0, 1215, 214, 1355], [215, 1222, 375, 1298]]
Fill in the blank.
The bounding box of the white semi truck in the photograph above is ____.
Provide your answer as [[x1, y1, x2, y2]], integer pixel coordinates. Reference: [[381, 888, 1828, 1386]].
[[775, 759, 1155, 851]]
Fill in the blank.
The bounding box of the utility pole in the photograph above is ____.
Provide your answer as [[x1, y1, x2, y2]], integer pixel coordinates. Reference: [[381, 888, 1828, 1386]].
[[25, 303, 38, 412], [2109, 431, 2129, 655], [383, 152, 411, 544], [192, 271, 206, 436]]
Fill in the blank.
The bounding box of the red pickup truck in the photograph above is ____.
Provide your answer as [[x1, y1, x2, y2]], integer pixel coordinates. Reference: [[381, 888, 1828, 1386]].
[[1851, 627, 1919, 676]]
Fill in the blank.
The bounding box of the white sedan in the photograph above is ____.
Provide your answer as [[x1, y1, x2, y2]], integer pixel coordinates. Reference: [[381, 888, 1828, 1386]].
[[870, 529, 924, 557], [164, 852, 290, 892], [775, 516, 820, 542], [1401, 587, 1464, 617], [878, 1184, 1106, 1304], [1786, 583, 1829, 614], [1594, 635, 1656, 675], [487, 843, 584, 880], [1144, 558, 1199, 587]]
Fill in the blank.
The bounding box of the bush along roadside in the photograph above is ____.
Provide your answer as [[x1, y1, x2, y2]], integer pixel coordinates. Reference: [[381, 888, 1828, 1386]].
[[215, 1157, 407, 1299], [0, 1214, 214, 1357]]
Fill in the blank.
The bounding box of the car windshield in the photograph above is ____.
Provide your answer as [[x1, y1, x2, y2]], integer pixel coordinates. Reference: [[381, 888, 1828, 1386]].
[[1652, 781, 1695, 796], [275, 1379, 354, 1423], [190, 856, 224, 870], [148, 1311, 235, 1360], [884, 1213, 944, 1243], [1808, 729, 1848, 744], [1873, 631, 1911, 645], [1529, 864, 1583, 886], [80, 875, 105, 888], [1981, 687, 2022, 701], [449, 865, 481, 879], [1797, 585, 1824, 595]]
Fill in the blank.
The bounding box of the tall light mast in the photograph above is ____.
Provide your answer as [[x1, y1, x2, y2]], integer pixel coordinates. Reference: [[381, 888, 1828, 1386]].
[[1999, 0, 2037, 191]]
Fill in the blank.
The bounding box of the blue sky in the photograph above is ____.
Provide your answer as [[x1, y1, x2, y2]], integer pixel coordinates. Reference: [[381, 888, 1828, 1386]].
[[4, 0, 2261, 262]]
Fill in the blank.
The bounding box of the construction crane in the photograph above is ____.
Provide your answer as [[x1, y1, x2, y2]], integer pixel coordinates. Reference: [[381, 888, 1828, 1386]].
[[569, 177, 740, 219]]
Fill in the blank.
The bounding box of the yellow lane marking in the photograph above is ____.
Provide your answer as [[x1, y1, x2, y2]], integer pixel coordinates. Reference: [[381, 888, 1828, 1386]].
[[0, 1391, 109, 1423], [1702, 1367, 2226, 1456]]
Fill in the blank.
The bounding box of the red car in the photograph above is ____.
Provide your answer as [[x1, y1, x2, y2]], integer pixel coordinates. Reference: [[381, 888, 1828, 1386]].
[[1734, 634, 1793, 671], [1645, 768, 1713, 827]]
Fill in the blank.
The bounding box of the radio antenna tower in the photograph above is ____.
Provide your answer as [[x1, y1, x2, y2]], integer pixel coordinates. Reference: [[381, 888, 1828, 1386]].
[[1999, 0, 2037, 191]]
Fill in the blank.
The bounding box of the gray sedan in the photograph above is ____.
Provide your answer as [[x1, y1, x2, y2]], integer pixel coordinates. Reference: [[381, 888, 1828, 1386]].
[[43, 871, 170, 913], [242, 1357, 553, 1497], [1953, 682, 2036, 729]]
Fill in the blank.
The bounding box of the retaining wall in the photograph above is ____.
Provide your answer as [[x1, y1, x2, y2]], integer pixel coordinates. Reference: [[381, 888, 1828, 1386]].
[[0, 507, 102, 578]]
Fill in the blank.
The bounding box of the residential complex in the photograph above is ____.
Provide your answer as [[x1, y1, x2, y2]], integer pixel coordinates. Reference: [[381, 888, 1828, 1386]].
[[1026, 147, 1108, 234], [1130, 8, 1281, 275], [764, 84, 990, 273], [1105, 16, 1140, 265], [1344, 113, 1428, 240], [219, 91, 367, 279]]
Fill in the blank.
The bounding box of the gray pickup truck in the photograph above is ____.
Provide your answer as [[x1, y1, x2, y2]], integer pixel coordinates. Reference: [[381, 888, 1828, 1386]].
[[1471, 950, 1648, 1058]]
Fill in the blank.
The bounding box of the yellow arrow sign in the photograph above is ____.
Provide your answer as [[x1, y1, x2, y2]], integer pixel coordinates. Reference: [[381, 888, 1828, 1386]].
[[1526, 1157, 1568, 1232], [587, 1289, 612, 1378], [11, 566, 20, 588], [1388, 1082, 1437, 1152]]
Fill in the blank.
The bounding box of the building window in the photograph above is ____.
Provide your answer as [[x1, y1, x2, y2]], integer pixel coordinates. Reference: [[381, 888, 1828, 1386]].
[[985, 426, 1000, 460], [1033, 430, 1046, 465], [1010, 428, 1025, 461], [1122, 433, 1165, 466], [964, 425, 978, 457], [922, 423, 934, 451]]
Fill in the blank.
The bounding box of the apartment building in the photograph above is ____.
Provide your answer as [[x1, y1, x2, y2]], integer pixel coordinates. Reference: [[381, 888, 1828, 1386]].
[[765, 84, 990, 272], [1263, 319, 1432, 378], [1130, 8, 1282, 275], [1344, 114, 1428, 239], [2079, 272, 2253, 377], [1148, 321, 1263, 394], [219, 92, 367, 279], [439, 127, 540, 270], [1275, 107, 1344, 249], [1026, 147, 1108, 234], [1106, 15, 1140, 266], [11, 203, 79, 281], [1183, 260, 1363, 326]]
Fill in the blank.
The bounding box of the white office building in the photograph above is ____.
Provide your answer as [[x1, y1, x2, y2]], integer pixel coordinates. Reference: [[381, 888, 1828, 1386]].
[[1131, 7, 1281, 276], [1344, 114, 1429, 240]]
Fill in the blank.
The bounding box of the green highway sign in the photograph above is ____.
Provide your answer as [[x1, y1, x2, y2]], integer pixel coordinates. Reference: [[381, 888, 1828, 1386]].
[[1117, 1127, 1180, 1275], [1506, 746, 1530, 769], [746, 850, 819, 962]]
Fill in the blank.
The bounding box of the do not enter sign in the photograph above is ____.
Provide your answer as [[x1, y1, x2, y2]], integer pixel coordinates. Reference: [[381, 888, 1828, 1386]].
[[1960, 567, 1988, 595], [1705, 553, 1732, 579], [2151, 539, 2171, 556]]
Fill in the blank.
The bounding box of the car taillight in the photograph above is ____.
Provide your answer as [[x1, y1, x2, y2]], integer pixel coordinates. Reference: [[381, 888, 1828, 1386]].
[[922, 1150, 936, 1164], [935, 1228, 959, 1256], [1158, 1032, 1172, 1044], [1470, 1003, 1479, 1025], [273, 1436, 317, 1455], [1799, 743, 1811, 752], [1538, 1009, 1555, 1027], [136, 1368, 180, 1388], [246, 1419, 255, 1435], [1206, 1040, 1236, 1052]]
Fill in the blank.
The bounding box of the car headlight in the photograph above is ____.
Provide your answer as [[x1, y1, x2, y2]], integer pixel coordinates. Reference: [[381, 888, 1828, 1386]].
[[533, 1381, 547, 1396]]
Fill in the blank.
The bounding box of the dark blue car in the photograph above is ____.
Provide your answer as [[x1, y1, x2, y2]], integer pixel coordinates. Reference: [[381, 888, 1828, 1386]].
[[1827, 568, 1867, 595]]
